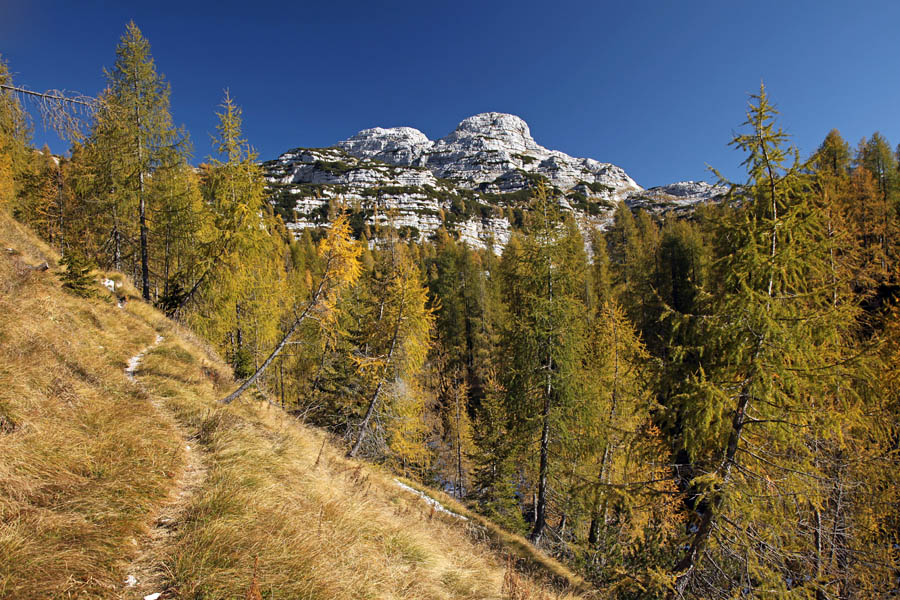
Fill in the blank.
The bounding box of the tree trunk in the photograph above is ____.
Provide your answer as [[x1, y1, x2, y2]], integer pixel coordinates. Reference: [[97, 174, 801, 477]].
[[279, 359, 285, 410], [668, 389, 749, 599], [134, 62, 150, 301], [348, 379, 386, 458], [220, 314, 302, 404], [139, 177, 149, 300], [531, 380, 552, 542], [220, 271, 330, 404], [348, 295, 403, 458], [531, 209, 554, 544], [587, 502, 600, 547], [455, 387, 464, 497]]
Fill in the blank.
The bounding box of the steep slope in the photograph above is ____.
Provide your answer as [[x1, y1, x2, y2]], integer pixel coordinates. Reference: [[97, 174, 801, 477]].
[[265, 112, 722, 251], [0, 214, 588, 600], [0, 215, 185, 598]]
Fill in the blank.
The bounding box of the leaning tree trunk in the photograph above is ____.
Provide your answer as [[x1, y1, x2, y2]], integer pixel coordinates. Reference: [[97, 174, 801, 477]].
[[220, 273, 330, 405], [220, 314, 302, 405], [348, 298, 403, 458]]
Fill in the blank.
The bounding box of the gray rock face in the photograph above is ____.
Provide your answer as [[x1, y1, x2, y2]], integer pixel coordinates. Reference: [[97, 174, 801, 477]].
[[338, 112, 642, 203], [265, 114, 719, 252], [337, 126, 433, 165], [627, 180, 727, 216]]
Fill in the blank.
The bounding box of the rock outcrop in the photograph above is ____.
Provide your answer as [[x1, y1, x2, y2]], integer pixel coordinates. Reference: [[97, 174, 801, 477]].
[[627, 181, 728, 215], [337, 112, 641, 202], [264, 113, 721, 252]]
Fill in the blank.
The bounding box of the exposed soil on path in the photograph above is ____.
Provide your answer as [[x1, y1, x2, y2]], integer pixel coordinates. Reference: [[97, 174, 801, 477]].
[[120, 337, 209, 600]]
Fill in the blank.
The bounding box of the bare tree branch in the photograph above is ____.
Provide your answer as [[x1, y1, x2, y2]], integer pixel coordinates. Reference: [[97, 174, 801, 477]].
[[1, 83, 97, 141]]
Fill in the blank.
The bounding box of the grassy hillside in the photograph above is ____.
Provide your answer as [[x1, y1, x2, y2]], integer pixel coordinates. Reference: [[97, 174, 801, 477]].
[[0, 213, 589, 600]]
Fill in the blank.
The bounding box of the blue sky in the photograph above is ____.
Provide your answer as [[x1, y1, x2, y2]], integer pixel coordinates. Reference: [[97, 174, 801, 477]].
[[3, 0, 899, 187]]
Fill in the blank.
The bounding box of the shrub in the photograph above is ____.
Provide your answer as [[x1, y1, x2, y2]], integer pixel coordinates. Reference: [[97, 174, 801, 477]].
[[60, 251, 95, 297]]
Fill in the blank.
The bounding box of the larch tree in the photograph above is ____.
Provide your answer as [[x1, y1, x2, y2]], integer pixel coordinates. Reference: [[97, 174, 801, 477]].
[[103, 21, 185, 300], [500, 183, 590, 543], [667, 85, 862, 598], [348, 241, 434, 462], [854, 133, 898, 280], [578, 301, 656, 538], [428, 341, 477, 497], [188, 92, 292, 378], [220, 210, 361, 405], [0, 56, 32, 206]]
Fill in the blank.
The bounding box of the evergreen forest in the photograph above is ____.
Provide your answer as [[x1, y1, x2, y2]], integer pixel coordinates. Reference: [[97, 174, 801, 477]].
[[2, 23, 899, 599]]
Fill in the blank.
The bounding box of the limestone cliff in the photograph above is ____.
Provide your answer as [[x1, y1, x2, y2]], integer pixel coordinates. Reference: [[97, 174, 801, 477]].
[[264, 113, 721, 251]]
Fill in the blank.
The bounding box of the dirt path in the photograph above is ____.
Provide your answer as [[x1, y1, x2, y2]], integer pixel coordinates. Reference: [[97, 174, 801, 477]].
[[120, 336, 209, 600]]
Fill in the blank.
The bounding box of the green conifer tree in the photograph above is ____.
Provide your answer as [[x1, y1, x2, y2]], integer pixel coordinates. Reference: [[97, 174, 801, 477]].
[[102, 21, 186, 300], [667, 84, 862, 598], [499, 184, 590, 542], [60, 250, 95, 297]]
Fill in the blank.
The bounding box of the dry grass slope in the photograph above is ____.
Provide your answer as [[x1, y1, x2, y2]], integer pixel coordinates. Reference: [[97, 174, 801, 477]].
[[137, 335, 588, 599], [0, 214, 182, 598], [0, 213, 592, 600]]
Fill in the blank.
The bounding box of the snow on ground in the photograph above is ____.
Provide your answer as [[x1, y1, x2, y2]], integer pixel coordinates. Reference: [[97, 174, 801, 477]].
[[394, 479, 467, 520]]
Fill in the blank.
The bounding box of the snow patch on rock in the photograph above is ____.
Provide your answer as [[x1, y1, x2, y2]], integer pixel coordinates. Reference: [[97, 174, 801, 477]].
[[266, 114, 721, 253], [394, 479, 467, 521]]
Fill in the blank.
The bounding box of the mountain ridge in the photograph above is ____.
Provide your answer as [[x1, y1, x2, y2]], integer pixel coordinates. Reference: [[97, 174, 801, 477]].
[[265, 112, 724, 250]]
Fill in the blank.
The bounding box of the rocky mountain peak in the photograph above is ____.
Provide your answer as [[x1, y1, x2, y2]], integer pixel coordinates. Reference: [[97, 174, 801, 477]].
[[442, 112, 538, 153], [265, 113, 721, 253], [337, 126, 432, 165], [335, 112, 642, 198]]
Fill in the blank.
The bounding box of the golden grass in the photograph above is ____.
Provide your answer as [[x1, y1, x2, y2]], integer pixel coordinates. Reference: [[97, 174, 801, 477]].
[[394, 478, 592, 595], [0, 213, 594, 599], [0, 214, 183, 598], [137, 335, 590, 599]]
